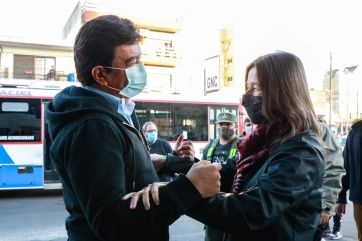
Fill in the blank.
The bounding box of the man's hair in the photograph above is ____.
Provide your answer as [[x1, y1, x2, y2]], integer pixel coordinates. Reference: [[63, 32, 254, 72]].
[[142, 121, 157, 133], [245, 51, 319, 143], [74, 15, 142, 85]]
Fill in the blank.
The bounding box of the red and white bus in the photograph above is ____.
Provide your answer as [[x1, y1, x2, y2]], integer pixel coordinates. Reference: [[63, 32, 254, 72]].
[[0, 79, 242, 190], [134, 92, 242, 156]]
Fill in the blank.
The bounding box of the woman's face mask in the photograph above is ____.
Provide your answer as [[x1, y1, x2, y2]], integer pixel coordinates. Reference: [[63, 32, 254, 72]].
[[242, 95, 267, 124]]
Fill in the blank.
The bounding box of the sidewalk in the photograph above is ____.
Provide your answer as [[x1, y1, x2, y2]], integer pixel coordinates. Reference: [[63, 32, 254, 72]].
[[339, 237, 357, 241], [323, 236, 356, 241]]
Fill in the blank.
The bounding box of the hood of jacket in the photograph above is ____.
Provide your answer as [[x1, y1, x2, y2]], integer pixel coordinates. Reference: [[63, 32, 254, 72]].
[[352, 120, 362, 130], [46, 86, 123, 141]]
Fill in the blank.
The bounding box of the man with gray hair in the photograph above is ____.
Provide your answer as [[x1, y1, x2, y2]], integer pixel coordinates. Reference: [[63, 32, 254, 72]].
[[143, 121, 195, 181], [142, 121, 172, 161]]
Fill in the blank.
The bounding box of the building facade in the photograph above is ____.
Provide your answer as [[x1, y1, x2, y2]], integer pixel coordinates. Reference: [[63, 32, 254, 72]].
[[0, 39, 74, 82]]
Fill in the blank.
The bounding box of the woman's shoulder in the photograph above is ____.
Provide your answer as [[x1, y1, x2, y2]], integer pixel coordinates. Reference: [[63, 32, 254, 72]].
[[266, 132, 324, 175], [275, 132, 323, 156]]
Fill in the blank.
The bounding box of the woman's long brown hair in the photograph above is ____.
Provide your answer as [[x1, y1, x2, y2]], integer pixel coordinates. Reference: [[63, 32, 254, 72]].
[[245, 51, 319, 144]]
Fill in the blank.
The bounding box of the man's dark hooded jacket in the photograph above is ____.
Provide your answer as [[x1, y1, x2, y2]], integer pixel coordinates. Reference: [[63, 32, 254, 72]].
[[46, 86, 202, 241]]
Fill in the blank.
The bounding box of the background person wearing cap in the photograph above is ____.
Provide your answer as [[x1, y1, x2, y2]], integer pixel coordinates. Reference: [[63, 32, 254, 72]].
[[202, 112, 241, 241]]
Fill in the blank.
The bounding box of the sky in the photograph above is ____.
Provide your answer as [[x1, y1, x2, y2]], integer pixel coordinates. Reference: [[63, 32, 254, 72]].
[[1, 0, 361, 89], [1, 0, 79, 40]]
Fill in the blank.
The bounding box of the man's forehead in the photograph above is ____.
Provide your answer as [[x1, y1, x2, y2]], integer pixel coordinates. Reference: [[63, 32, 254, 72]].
[[147, 124, 157, 130], [114, 44, 141, 61]]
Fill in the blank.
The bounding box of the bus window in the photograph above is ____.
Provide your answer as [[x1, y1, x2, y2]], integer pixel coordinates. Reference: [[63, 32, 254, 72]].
[[135, 102, 174, 140], [174, 104, 208, 141], [0, 98, 41, 142], [135, 102, 209, 142], [2, 102, 29, 112], [135, 101, 238, 143]]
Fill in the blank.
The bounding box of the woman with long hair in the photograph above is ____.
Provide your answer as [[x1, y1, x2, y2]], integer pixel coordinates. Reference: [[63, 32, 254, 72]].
[[125, 51, 324, 241]]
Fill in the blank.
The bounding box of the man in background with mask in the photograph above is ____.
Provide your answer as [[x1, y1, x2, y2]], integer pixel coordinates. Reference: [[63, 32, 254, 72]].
[[46, 15, 221, 241], [143, 121, 172, 156], [143, 121, 194, 182], [202, 112, 241, 241]]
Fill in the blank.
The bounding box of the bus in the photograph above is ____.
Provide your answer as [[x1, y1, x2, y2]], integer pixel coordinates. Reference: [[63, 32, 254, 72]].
[[134, 93, 242, 157], [0, 79, 242, 190]]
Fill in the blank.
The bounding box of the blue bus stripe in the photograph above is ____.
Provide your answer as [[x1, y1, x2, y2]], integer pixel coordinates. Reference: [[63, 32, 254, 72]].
[[0, 145, 15, 164]]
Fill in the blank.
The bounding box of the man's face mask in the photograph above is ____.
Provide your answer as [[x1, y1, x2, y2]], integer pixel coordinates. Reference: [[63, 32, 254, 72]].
[[242, 95, 267, 124], [147, 131, 157, 144], [217, 127, 234, 140], [104, 63, 147, 98]]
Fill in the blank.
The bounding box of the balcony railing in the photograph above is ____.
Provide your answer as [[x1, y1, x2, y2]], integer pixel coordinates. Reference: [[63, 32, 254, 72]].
[[0, 67, 71, 81]]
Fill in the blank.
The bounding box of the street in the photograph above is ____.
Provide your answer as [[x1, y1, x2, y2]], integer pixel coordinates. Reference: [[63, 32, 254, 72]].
[[0, 190, 358, 241]]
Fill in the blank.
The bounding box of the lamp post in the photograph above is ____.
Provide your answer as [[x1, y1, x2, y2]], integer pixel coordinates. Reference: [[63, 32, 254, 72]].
[[343, 65, 358, 132]]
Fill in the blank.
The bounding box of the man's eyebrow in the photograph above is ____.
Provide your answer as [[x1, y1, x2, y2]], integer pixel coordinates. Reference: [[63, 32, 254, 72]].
[[125, 56, 138, 65]]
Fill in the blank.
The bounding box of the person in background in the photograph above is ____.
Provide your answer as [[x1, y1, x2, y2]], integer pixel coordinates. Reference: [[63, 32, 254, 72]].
[[241, 117, 253, 137], [143, 121, 172, 156], [313, 122, 345, 241], [336, 119, 362, 241], [202, 112, 241, 241], [129, 51, 325, 241], [143, 121, 194, 181], [46, 15, 221, 241], [327, 214, 343, 240], [46, 66, 56, 80]]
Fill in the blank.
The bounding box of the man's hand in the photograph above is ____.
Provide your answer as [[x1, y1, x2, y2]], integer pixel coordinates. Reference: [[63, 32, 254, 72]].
[[122, 160, 221, 210], [122, 182, 167, 210], [150, 153, 166, 171], [174, 134, 195, 160], [186, 160, 221, 198], [319, 210, 330, 224], [336, 203, 346, 217]]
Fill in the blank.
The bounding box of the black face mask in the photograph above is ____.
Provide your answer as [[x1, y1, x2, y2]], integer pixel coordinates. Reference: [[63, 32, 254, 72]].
[[242, 95, 267, 124], [217, 128, 234, 140]]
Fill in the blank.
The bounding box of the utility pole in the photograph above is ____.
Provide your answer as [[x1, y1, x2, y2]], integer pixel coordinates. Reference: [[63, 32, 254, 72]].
[[346, 78, 350, 133], [329, 52, 332, 126], [343, 65, 358, 133], [357, 91, 360, 118]]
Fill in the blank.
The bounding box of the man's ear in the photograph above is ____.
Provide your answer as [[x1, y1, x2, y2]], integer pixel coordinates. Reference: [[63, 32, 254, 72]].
[[91, 66, 108, 86]]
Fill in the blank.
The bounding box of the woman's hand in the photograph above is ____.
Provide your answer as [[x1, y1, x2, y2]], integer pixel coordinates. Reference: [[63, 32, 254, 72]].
[[186, 160, 221, 198], [122, 182, 167, 210]]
